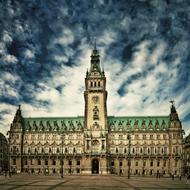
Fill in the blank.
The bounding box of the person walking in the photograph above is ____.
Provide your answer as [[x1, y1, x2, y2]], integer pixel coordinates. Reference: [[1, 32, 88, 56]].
[[186, 174, 190, 184]]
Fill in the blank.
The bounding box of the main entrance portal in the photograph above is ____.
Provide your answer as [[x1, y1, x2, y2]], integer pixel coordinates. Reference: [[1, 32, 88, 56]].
[[92, 159, 99, 174]]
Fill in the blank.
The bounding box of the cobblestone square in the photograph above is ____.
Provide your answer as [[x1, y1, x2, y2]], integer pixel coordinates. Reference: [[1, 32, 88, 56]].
[[0, 175, 190, 190]]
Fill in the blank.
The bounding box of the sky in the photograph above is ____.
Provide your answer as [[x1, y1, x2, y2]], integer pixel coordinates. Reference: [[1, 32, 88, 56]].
[[0, 0, 190, 137]]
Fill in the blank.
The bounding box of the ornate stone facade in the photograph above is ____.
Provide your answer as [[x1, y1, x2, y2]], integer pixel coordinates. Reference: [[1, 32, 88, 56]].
[[183, 134, 190, 174], [8, 45, 184, 176], [0, 132, 8, 172]]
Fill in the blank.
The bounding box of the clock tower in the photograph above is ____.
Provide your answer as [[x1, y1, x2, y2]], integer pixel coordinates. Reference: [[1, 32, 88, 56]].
[[84, 41, 108, 174], [84, 42, 108, 133]]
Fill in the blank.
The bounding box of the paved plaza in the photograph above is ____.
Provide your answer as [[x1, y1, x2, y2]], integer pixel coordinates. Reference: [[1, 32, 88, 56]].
[[0, 175, 190, 190]]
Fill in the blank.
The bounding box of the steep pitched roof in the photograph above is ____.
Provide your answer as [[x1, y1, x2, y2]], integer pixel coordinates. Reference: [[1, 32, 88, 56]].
[[23, 116, 84, 132], [108, 115, 170, 131]]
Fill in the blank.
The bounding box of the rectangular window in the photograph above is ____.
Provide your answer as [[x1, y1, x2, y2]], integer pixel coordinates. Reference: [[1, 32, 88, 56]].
[[164, 160, 166, 167], [157, 135, 160, 140], [157, 161, 160, 167], [135, 161, 138, 167], [150, 160, 153, 167], [13, 158, 16, 165], [119, 161, 123, 167], [53, 160, 56, 165], [38, 159, 41, 165], [143, 135, 146, 140], [143, 160, 146, 167], [150, 135, 153, 140], [77, 160, 80, 166], [45, 159, 48, 165], [68, 160, 72, 166]]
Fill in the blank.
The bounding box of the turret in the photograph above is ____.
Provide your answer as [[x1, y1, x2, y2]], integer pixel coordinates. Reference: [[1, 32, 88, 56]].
[[169, 101, 181, 129], [11, 105, 23, 132], [9, 105, 24, 172]]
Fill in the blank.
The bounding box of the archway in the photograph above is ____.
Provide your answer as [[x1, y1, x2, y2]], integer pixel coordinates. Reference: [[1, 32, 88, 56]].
[[92, 159, 99, 174]]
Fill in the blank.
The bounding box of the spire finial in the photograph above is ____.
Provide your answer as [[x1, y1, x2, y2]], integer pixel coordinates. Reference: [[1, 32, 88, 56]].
[[93, 37, 96, 50], [170, 100, 174, 106]]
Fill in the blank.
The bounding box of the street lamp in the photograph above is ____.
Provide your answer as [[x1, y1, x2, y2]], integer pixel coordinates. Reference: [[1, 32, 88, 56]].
[[127, 132, 132, 179], [60, 133, 65, 178]]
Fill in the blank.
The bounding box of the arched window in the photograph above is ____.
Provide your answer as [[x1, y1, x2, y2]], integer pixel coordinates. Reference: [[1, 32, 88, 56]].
[[98, 81, 100, 86], [94, 81, 96, 87], [91, 81, 93, 87]]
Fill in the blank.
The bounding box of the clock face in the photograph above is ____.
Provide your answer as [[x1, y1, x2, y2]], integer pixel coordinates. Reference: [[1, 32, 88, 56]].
[[92, 96, 99, 103]]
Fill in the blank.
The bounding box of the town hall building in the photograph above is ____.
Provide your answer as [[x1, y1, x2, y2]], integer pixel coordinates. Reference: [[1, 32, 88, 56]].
[[8, 44, 184, 176]]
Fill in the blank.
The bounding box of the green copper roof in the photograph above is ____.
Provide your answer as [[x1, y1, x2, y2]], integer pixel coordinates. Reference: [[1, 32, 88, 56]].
[[108, 116, 170, 131], [22, 115, 170, 132], [23, 116, 84, 132]]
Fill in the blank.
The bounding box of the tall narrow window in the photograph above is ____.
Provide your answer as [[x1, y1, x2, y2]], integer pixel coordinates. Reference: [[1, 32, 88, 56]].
[[77, 160, 80, 165], [45, 159, 48, 165], [68, 160, 72, 166], [13, 158, 16, 165]]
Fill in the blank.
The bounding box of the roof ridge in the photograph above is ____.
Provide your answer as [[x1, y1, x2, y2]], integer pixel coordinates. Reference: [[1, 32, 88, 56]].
[[24, 116, 84, 119], [108, 115, 170, 118]]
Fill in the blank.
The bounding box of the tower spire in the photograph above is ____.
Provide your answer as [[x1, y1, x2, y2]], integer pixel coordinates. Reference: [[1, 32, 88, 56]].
[[93, 37, 97, 50]]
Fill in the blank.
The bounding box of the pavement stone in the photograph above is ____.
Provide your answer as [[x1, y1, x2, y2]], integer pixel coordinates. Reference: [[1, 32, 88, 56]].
[[0, 174, 190, 190]]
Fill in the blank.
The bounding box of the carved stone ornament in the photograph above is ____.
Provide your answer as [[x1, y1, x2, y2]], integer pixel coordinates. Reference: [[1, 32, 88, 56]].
[[92, 140, 100, 146], [92, 96, 99, 103], [92, 122, 99, 129]]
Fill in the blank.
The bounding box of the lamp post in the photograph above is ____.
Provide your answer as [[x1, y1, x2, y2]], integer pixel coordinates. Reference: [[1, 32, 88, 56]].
[[60, 133, 65, 178], [127, 132, 132, 179]]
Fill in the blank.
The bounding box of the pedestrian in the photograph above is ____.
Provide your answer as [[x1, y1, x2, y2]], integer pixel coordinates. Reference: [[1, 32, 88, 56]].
[[172, 174, 174, 180], [179, 174, 182, 180], [5, 170, 7, 178], [186, 174, 190, 184], [9, 171, 11, 178]]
